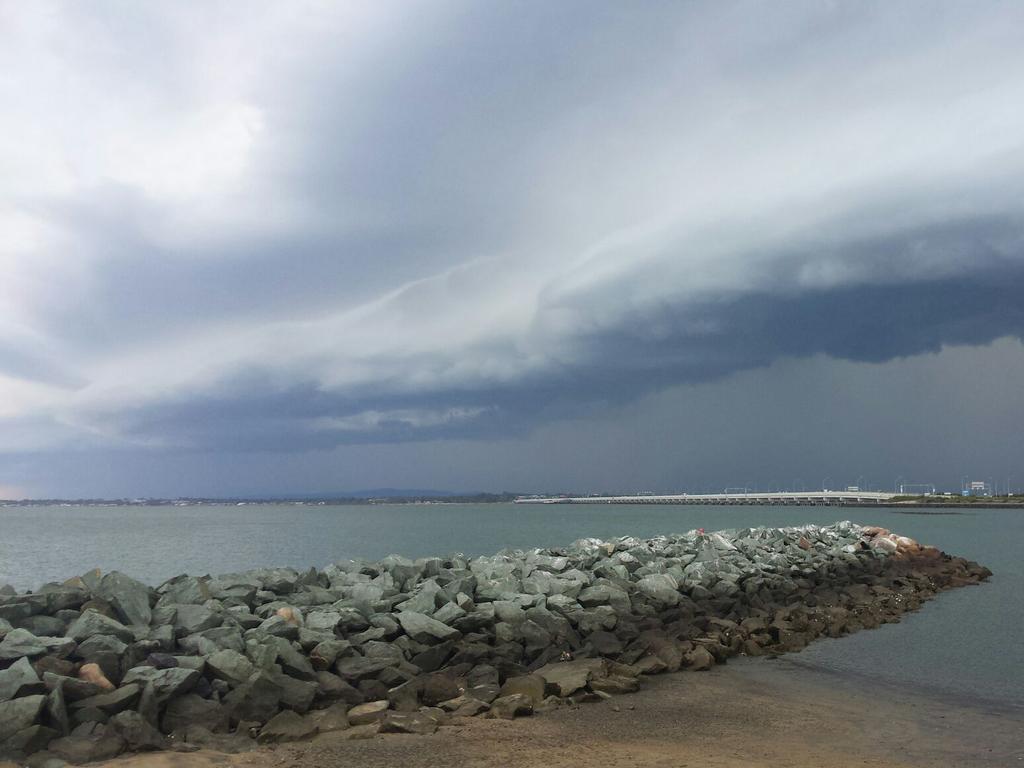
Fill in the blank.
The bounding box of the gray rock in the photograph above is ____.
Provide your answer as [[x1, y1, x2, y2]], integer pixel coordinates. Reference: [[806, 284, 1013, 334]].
[[108, 710, 166, 751], [223, 674, 283, 724], [41, 673, 101, 703], [255, 614, 299, 640], [310, 639, 352, 670], [161, 694, 229, 735], [335, 655, 397, 682], [14, 615, 67, 638], [346, 699, 388, 725], [120, 667, 199, 704], [431, 602, 466, 625], [1, 723, 58, 756], [0, 657, 45, 702], [635, 574, 681, 606], [205, 649, 254, 687], [171, 604, 222, 635], [94, 572, 152, 628], [181, 626, 244, 653], [488, 693, 533, 719], [311, 701, 349, 732], [379, 711, 438, 735], [47, 729, 126, 763], [266, 670, 317, 714], [498, 674, 546, 705], [45, 683, 69, 736], [257, 709, 318, 743], [68, 684, 141, 717], [314, 671, 363, 706], [334, 608, 370, 633], [0, 602, 33, 624], [0, 629, 75, 661], [0, 694, 46, 741], [67, 611, 133, 644], [397, 612, 461, 644], [684, 645, 715, 671], [156, 576, 211, 607], [304, 611, 341, 633], [270, 636, 316, 681], [77, 633, 128, 659], [535, 659, 605, 697]]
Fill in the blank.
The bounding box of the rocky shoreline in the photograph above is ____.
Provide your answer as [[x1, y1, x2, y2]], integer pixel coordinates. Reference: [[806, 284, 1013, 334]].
[[0, 522, 991, 765]]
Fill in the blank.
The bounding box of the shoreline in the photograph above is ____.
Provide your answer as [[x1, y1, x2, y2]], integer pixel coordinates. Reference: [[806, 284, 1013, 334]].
[[0, 523, 993, 764], [81, 658, 1023, 768]]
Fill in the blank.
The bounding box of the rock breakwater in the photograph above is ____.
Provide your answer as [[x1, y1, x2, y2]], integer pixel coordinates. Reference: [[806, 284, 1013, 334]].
[[0, 522, 990, 764]]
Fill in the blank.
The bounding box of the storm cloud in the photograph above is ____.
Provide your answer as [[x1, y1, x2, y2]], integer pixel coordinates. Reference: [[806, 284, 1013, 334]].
[[2, 1, 1024, 494]]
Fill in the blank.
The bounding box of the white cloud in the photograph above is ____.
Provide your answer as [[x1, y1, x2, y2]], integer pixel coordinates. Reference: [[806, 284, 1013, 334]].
[[1, 1, 1024, 458]]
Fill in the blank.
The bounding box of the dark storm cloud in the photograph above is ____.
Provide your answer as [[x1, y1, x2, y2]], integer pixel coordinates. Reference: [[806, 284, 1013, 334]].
[[2, 1, 1024, 494]]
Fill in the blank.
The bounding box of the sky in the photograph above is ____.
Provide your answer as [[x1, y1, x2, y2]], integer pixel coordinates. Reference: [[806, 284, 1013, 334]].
[[2, 1, 1024, 498]]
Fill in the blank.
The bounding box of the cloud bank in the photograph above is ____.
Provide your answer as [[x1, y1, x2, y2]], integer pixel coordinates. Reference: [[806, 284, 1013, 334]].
[[2, 2, 1024, 492]]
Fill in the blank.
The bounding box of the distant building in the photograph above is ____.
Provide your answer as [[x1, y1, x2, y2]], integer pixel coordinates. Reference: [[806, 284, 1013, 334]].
[[964, 481, 991, 497]]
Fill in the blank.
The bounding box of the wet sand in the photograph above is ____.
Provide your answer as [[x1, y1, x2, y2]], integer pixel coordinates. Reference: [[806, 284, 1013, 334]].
[[69, 658, 1022, 768]]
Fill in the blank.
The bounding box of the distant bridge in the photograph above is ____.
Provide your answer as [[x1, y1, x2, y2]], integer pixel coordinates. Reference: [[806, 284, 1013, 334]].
[[514, 490, 896, 506]]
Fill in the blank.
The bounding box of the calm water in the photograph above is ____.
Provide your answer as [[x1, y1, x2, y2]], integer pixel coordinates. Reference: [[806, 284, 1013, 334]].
[[1, 503, 1021, 709]]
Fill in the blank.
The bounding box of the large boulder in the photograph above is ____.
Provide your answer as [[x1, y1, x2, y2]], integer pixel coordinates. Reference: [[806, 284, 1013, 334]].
[[379, 711, 438, 735], [108, 710, 167, 751], [0, 694, 46, 741], [396, 612, 461, 644], [635, 574, 681, 606], [223, 674, 283, 724], [121, 667, 199, 704], [0, 629, 74, 660], [206, 649, 254, 687], [488, 693, 533, 719], [256, 709, 318, 743], [0, 658, 46, 702], [67, 611, 133, 644], [68, 684, 141, 717], [346, 700, 388, 725], [94, 572, 152, 627], [161, 694, 229, 735], [535, 659, 606, 697], [498, 674, 546, 705]]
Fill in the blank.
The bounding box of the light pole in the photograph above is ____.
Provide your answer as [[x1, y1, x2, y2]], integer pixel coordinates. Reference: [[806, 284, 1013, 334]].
[[823, 476, 833, 492]]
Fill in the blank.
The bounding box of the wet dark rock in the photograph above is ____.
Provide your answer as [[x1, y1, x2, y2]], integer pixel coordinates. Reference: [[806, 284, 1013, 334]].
[[223, 674, 282, 724], [1, 723, 58, 757], [498, 674, 546, 705], [108, 710, 167, 751], [161, 694, 229, 734], [379, 711, 438, 735], [94, 573, 152, 628], [68, 684, 141, 718], [47, 726, 126, 763], [206, 649, 253, 687], [488, 693, 533, 719], [121, 667, 199, 704], [67, 611, 132, 645], [0, 630, 74, 661], [0, 694, 47, 741], [397, 612, 461, 644], [314, 671, 363, 706], [346, 700, 388, 726], [257, 709, 317, 743], [0, 658, 46, 702]]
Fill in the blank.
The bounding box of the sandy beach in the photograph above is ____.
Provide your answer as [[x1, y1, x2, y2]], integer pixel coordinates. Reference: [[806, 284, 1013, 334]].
[[69, 658, 1021, 768]]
